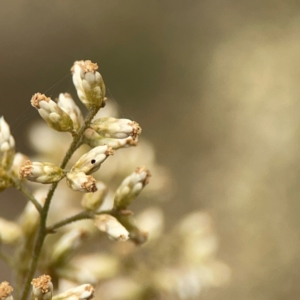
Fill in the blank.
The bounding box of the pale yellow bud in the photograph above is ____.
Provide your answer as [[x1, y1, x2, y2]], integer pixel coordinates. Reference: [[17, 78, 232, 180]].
[[0, 117, 15, 170], [51, 229, 88, 264], [0, 281, 13, 300], [83, 128, 138, 149], [94, 214, 129, 241], [0, 218, 22, 244], [52, 284, 94, 300], [114, 166, 151, 210], [81, 181, 107, 211], [71, 145, 113, 175], [57, 93, 84, 132], [90, 117, 141, 140], [66, 171, 97, 193], [19, 160, 65, 183], [31, 93, 74, 132], [31, 275, 53, 300], [71, 60, 106, 110]]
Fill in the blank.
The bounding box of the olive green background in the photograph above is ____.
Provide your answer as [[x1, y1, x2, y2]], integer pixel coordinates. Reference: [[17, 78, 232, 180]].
[[1, 1, 300, 299]]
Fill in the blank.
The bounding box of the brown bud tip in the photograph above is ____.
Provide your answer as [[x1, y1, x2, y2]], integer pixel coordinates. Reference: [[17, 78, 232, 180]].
[[0, 282, 13, 300], [19, 160, 32, 178], [82, 176, 97, 192], [31, 275, 51, 294], [31, 93, 50, 109], [135, 166, 151, 184], [105, 146, 114, 156]]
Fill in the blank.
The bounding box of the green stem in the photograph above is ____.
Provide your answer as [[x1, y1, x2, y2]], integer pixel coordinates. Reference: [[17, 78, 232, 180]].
[[20, 107, 99, 300]]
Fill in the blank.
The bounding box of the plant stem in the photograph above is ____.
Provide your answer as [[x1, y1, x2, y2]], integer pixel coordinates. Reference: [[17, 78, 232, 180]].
[[20, 107, 99, 300]]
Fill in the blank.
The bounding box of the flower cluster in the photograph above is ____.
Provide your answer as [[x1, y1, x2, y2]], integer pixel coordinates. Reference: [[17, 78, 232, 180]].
[[0, 60, 229, 300]]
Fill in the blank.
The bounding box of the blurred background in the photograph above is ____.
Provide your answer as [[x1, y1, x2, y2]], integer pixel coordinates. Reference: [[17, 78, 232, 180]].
[[1, 1, 300, 299]]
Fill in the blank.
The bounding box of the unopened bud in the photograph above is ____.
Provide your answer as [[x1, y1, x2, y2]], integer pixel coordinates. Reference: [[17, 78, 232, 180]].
[[0, 218, 22, 244], [83, 129, 138, 149], [71, 60, 106, 110], [0, 281, 13, 300], [66, 171, 97, 193], [51, 229, 88, 264], [0, 117, 15, 169], [94, 214, 129, 241], [114, 166, 151, 210], [81, 181, 107, 211], [31, 275, 53, 300], [71, 145, 113, 175], [10, 152, 28, 178], [19, 160, 65, 183], [31, 93, 74, 132], [90, 117, 141, 140], [52, 284, 94, 300], [57, 93, 84, 132]]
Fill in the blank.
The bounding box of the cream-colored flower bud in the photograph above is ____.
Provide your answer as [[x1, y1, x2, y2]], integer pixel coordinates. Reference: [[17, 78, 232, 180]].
[[0, 281, 13, 300], [31, 93, 74, 132], [66, 171, 97, 193], [10, 152, 28, 178], [94, 214, 129, 241], [83, 128, 138, 149], [19, 189, 46, 235], [51, 229, 88, 264], [81, 181, 107, 211], [0, 218, 22, 244], [0, 117, 15, 169], [114, 166, 151, 210], [52, 284, 94, 300], [31, 275, 53, 300], [71, 145, 113, 175], [90, 117, 141, 140], [19, 160, 65, 183], [57, 93, 84, 132], [71, 60, 106, 110]]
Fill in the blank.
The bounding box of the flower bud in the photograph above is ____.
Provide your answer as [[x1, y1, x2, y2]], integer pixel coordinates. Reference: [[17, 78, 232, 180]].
[[90, 117, 141, 140], [83, 129, 138, 149], [51, 229, 88, 265], [57, 93, 84, 132], [52, 284, 94, 300], [71, 60, 106, 110], [0, 281, 13, 300], [94, 214, 129, 241], [71, 145, 113, 175], [31, 93, 74, 132], [31, 275, 53, 300], [81, 181, 107, 211], [19, 160, 65, 183], [66, 171, 97, 193], [10, 152, 28, 178], [0, 117, 15, 169], [0, 218, 22, 244], [114, 166, 151, 210]]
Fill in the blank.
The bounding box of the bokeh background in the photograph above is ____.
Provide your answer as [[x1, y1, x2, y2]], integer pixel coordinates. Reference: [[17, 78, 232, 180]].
[[1, 1, 300, 299]]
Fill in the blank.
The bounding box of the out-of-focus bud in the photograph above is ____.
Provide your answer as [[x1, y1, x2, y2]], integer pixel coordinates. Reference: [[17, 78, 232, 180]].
[[52, 284, 94, 300], [71, 60, 106, 110], [19, 160, 65, 184], [31, 93, 74, 132], [31, 275, 53, 300], [114, 166, 151, 210], [0, 117, 15, 170], [0, 167, 12, 192], [81, 181, 107, 211], [51, 229, 88, 265], [71, 145, 113, 175], [90, 117, 141, 140], [94, 214, 129, 241], [57, 93, 84, 132], [66, 171, 97, 193], [0, 218, 22, 244], [19, 189, 46, 236], [83, 128, 138, 149], [0, 281, 13, 300]]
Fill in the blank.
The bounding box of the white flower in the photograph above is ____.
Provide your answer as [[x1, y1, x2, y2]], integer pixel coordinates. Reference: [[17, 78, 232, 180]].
[[66, 171, 97, 193], [0, 116, 15, 169], [71, 60, 106, 110], [31, 93, 74, 132]]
